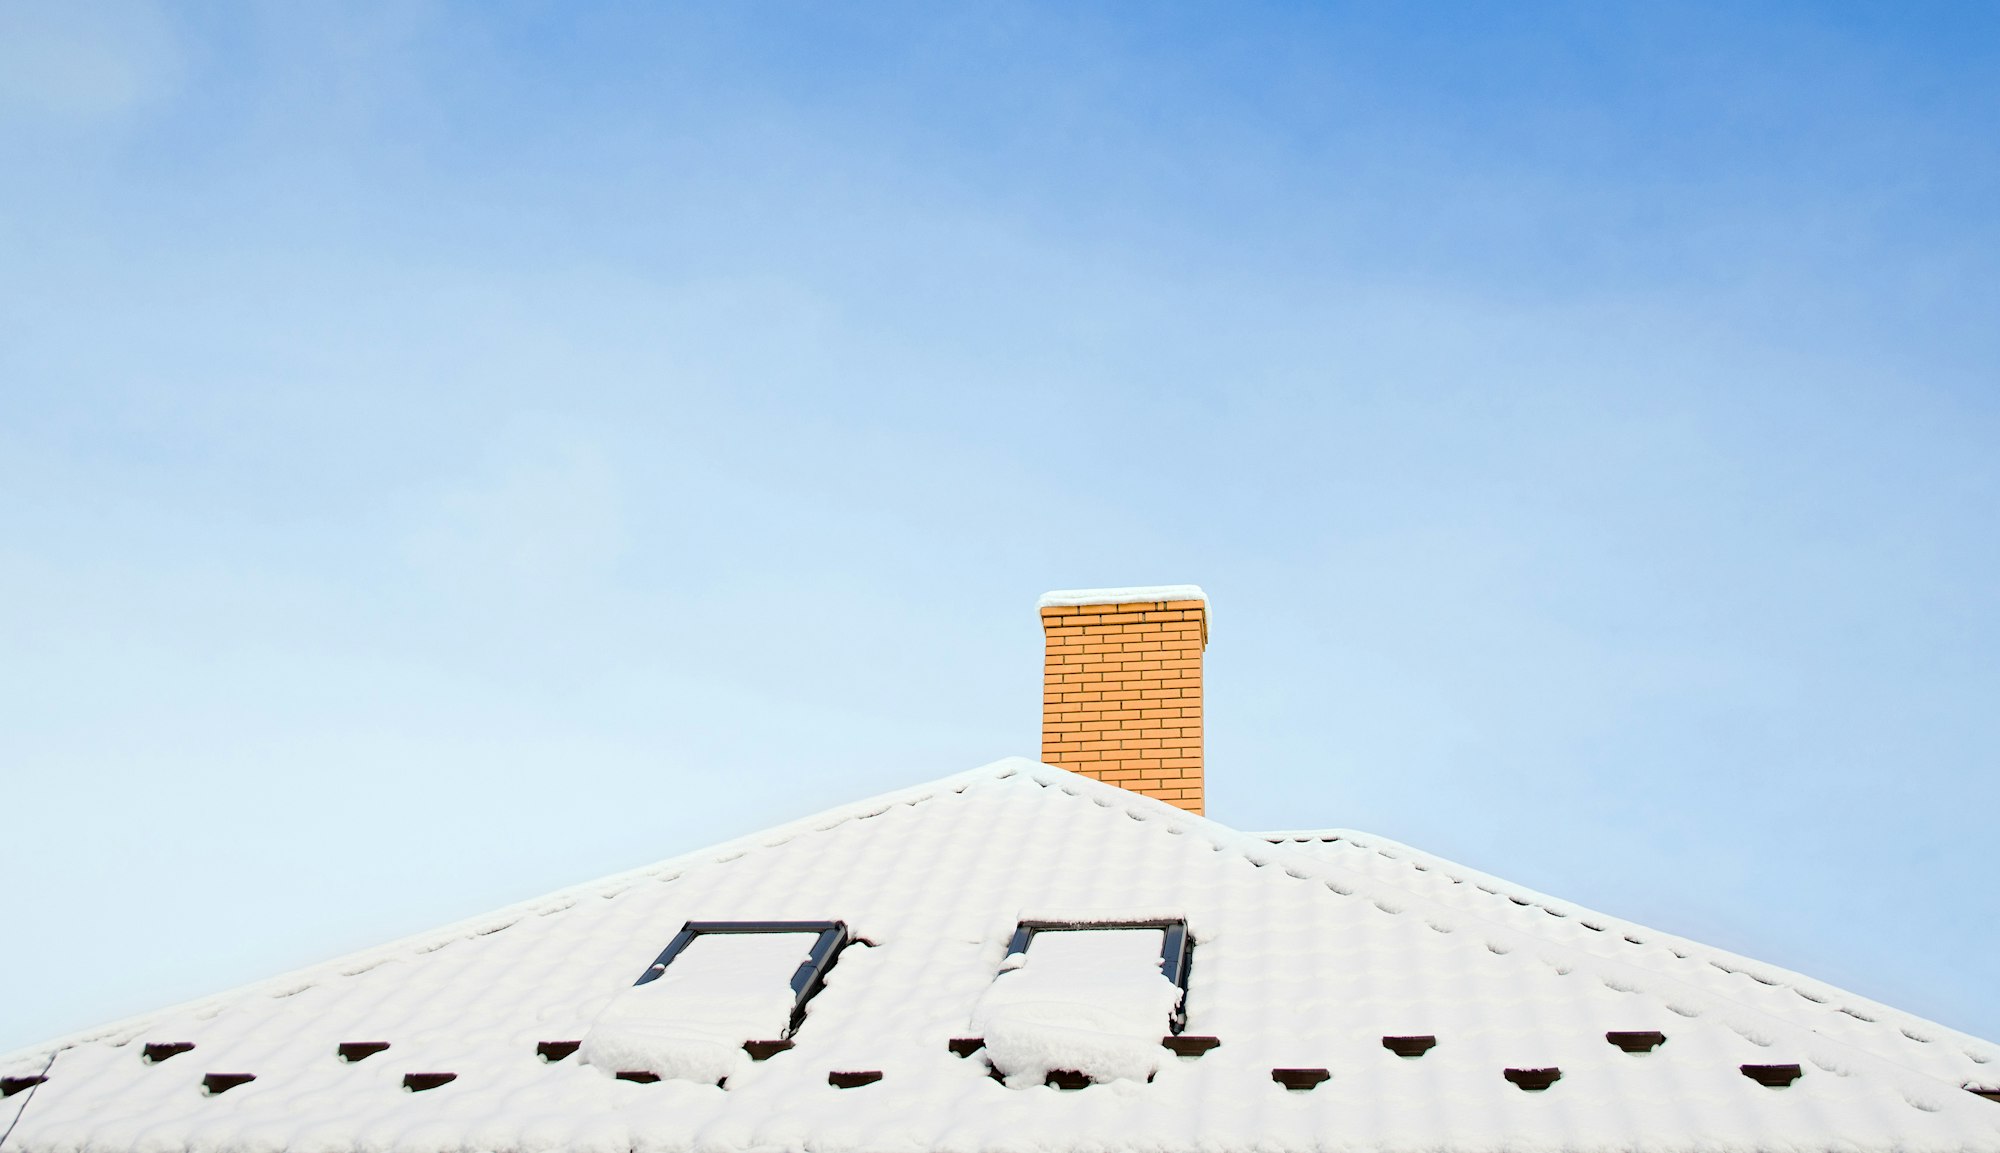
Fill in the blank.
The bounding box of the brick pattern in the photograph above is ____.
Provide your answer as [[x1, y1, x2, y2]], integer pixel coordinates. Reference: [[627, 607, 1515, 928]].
[[1040, 598, 1206, 813]]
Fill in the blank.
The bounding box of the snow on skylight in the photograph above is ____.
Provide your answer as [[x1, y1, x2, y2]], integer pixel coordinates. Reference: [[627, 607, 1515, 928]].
[[971, 926, 1184, 1088], [580, 930, 819, 1085]]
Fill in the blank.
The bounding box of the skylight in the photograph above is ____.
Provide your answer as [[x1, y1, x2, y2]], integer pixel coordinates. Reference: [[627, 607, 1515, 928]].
[[579, 920, 848, 1085], [971, 919, 1191, 1088]]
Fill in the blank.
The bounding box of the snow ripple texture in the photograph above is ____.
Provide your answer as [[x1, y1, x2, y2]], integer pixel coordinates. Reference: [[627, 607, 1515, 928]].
[[3, 759, 1998, 1153]]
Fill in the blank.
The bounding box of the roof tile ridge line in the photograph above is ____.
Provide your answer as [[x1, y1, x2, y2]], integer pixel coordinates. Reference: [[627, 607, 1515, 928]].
[[1279, 827, 2000, 1063], [1258, 828, 1597, 913], [1015, 766, 1678, 923], [0, 1049, 58, 1152], [0, 757, 1031, 1068], [1250, 841, 2000, 1105]]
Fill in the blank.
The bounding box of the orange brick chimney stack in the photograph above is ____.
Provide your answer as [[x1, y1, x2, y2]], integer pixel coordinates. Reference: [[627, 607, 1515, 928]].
[[1038, 585, 1208, 814]]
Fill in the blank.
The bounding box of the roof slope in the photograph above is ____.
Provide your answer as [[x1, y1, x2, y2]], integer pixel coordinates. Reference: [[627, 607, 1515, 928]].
[[1261, 828, 2000, 1092], [4, 759, 1997, 1153]]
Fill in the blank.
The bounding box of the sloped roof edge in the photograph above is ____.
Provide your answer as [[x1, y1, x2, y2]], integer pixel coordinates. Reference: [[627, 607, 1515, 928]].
[[9, 760, 1995, 1119], [1259, 827, 2000, 1085], [0, 757, 1084, 1070]]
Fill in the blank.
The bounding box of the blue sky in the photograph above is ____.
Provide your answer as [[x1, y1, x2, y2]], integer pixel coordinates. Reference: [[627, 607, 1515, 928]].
[[2, 1, 1997, 1054]]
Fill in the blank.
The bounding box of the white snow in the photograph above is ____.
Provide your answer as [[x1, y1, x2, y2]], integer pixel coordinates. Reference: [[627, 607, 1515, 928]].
[[971, 928, 1182, 1087], [579, 931, 814, 1084], [3, 759, 1996, 1153], [1035, 585, 1207, 608]]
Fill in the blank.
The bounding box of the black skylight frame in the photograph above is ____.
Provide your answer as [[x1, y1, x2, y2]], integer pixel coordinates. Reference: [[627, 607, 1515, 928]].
[[633, 920, 850, 1038], [1005, 919, 1193, 1033]]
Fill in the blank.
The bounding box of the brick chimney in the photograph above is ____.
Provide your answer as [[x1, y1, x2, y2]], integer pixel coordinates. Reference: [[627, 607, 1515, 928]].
[[1038, 585, 1208, 814]]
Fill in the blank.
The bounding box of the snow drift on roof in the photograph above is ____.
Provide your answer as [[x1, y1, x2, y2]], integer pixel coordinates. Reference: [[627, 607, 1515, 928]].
[[580, 931, 816, 1086], [973, 927, 1181, 1088], [3, 759, 1995, 1153]]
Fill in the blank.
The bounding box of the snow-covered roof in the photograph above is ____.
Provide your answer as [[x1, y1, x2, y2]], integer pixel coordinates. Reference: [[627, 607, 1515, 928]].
[[1036, 585, 1207, 608], [4, 760, 1997, 1153]]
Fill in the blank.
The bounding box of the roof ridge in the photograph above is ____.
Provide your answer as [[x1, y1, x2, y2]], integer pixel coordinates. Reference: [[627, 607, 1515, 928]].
[[1258, 828, 2000, 1082], [0, 758, 1043, 1069], [1228, 839, 1993, 1106], [983, 782, 1994, 1100], [10, 764, 1999, 1148], [0, 758, 1232, 1070], [14, 762, 1994, 1119], [1046, 793, 1995, 1104]]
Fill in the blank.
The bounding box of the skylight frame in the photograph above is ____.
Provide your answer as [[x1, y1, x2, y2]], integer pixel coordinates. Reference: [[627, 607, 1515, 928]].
[[1004, 918, 1193, 1032], [633, 920, 850, 1038]]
